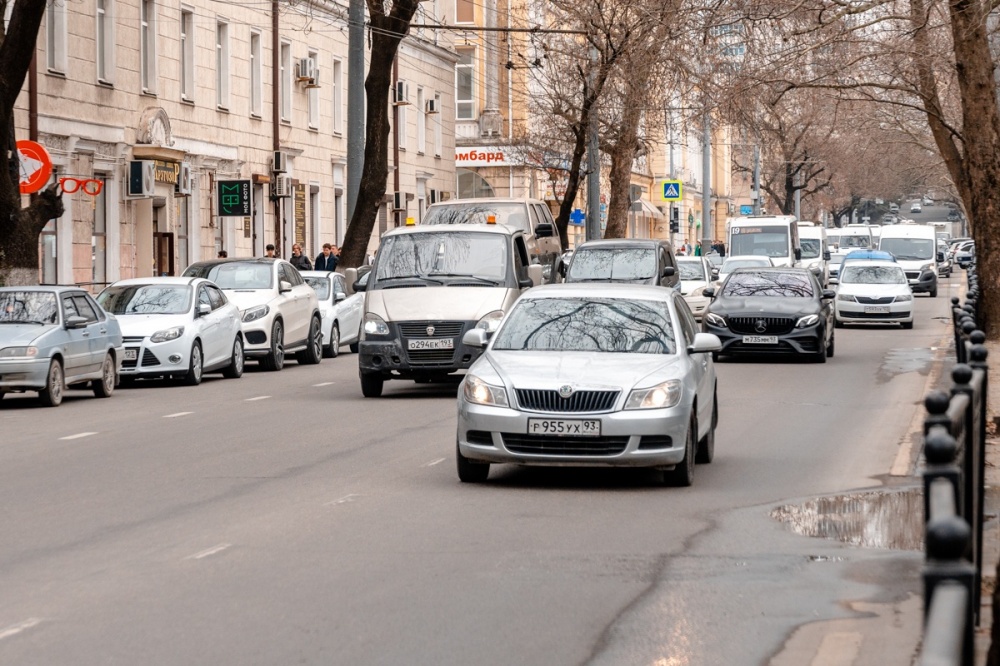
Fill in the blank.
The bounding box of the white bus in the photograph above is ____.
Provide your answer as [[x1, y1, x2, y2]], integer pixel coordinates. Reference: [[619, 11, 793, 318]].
[[726, 215, 801, 267]]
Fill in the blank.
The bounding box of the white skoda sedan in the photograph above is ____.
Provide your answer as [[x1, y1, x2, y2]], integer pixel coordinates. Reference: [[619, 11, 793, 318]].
[[834, 262, 914, 328], [98, 277, 245, 384], [455, 284, 722, 486]]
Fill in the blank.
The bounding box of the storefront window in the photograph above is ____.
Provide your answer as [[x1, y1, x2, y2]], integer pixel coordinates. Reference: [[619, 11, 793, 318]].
[[92, 177, 107, 286], [456, 168, 495, 199]]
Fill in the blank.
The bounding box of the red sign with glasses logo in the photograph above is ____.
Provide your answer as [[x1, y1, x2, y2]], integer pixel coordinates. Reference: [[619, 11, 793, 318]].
[[16, 140, 52, 195]]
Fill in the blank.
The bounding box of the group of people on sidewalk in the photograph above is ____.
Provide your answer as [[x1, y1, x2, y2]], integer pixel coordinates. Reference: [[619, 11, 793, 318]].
[[250, 243, 341, 271], [675, 240, 726, 257]]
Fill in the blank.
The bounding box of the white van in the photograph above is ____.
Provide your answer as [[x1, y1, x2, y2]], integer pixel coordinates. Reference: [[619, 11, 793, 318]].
[[797, 222, 832, 286], [726, 215, 801, 267], [838, 225, 874, 250], [878, 224, 941, 297]]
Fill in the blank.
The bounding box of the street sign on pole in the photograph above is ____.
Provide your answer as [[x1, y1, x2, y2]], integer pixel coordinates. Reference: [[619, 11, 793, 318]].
[[739, 205, 753, 215], [569, 208, 585, 226], [17, 140, 52, 195], [661, 180, 682, 201]]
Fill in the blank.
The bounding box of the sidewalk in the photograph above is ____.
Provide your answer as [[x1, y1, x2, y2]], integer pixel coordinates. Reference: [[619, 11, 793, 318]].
[[974, 339, 1000, 665]]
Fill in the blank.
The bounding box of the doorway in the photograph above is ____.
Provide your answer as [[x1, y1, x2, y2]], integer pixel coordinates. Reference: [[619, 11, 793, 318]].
[[154, 232, 175, 276]]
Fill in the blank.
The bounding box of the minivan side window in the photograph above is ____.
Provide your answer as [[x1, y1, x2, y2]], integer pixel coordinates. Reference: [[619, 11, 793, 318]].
[[526, 204, 540, 234]]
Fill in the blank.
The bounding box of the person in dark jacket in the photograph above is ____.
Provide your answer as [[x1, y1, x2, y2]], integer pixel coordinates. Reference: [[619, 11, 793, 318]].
[[289, 244, 313, 271], [315, 243, 338, 271]]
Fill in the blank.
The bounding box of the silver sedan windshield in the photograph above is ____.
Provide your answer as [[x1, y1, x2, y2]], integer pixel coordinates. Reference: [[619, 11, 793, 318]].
[[492, 297, 676, 354], [0, 291, 58, 324]]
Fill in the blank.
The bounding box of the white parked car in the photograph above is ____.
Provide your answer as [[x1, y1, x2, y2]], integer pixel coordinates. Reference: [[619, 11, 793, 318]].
[[716, 255, 773, 285], [182, 259, 322, 371], [834, 262, 914, 329], [676, 257, 713, 321], [98, 277, 245, 384], [301, 270, 363, 357]]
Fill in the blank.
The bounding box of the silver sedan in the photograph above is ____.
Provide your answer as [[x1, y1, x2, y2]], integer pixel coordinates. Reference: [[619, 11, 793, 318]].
[[455, 284, 721, 486]]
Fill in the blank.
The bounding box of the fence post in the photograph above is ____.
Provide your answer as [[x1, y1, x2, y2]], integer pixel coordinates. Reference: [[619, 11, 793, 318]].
[[924, 424, 963, 522], [969, 337, 989, 628], [951, 364, 982, 624]]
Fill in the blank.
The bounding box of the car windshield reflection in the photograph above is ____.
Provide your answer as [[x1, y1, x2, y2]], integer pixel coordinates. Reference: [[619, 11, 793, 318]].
[[0, 291, 58, 324], [721, 270, 815, 298], [568, 248, 656, 282], [304, 277, 331, 301], [98, 285, 192, 315], [841, 266, 907, 284], [492, 297, 676, 354]]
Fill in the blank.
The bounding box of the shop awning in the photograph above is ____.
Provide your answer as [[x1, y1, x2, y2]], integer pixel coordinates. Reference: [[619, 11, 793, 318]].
[[631, 199, 665, 219]]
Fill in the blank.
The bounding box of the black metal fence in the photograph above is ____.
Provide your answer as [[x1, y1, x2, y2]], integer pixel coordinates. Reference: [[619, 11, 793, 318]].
[[918, 265, 989, 665]]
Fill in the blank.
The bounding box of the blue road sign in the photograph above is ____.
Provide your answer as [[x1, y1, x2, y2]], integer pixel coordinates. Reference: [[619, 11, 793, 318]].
[[569, 208, 586, 226], [661, 180, 682, 201], [740, 205, 753, 215]]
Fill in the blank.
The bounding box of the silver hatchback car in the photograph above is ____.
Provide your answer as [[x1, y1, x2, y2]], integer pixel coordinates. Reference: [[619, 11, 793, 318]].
[[455, 284, 722, 486], [0, 286, 123, 406]]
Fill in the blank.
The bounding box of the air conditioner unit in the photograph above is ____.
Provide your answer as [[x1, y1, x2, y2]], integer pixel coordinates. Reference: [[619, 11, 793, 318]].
[[273, 174, 292, 198], [127, 160, 155, 197], [394, 80, 410, 105], [297, 57, 316, 83], [425, 98, 439, 114], [305, 66, 320, 89], [175, 161, 193, 196], [393, 191, 405, 210], [272, 150, 288, 173]]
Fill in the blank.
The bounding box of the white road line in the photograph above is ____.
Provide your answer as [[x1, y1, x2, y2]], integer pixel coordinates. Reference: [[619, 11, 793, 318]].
[[163, 412, 193, 418], [313, 382, 336, 387], [59, 432, 97, 441], [423, 458, 447, 467], [186, 543, 231, 560], [0, 618, 42, 641], [245, 395, 271, 402], [325, 494, 360, 506]]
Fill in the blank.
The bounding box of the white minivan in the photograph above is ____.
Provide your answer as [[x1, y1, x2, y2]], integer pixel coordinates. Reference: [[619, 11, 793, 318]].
[[878, 224, 941, 297], [797, 222, 832, 286], [726, 215, 801, 267]]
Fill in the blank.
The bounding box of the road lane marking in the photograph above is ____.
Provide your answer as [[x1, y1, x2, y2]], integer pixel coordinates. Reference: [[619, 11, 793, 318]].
[[185, 543, 231, 560], [313, 382, 336, 387], [245, 396, 271, 402], [163, 412, 193, 418], [423, 458, 446, 467], [0, 618, 42, 641], [325, 494, 360, 506], [59, 432, 97, 441]]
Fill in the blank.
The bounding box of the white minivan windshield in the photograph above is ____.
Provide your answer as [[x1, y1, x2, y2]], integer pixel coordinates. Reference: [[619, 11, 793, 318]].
[[729, 226, 789, 258], [375, 232, 508, 285], [879, 237, 934, 261]]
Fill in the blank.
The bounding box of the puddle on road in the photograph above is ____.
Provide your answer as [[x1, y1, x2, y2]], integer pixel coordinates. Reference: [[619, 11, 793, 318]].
[[876, 348, 936, 384], [771, 487, 924, 551]]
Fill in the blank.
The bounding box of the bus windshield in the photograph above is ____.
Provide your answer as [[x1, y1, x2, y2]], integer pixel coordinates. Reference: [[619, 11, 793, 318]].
[[729, 225, 790, 259]]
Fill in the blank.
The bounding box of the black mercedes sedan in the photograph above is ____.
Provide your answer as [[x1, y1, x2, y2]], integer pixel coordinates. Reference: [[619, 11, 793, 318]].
[[701, 267, 836, 362]]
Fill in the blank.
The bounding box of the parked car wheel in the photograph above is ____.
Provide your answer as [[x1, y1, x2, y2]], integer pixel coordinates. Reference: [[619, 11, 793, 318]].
[[260, 320, 285, 371], [360, 372, 384, 398], [665, 411, 696, 487], [296, 316, 323, 365], [222, 336, 244, 379], [92, 353, 116, 398], [183, 342, 204, 386], [456, 441, 490, 483], [38, 359, 64, 407], [902, 321, 914, 330], [930, 286, 938, 298], [827, 331, 835, 358], [695, 398, 716, 465], [323, 323, 340, 359]]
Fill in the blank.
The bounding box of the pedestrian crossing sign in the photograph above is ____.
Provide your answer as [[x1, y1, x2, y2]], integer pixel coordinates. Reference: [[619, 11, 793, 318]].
[[661, 180, 682, 201]]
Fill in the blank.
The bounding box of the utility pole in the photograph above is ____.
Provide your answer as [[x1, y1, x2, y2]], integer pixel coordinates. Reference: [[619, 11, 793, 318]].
[[752, 144, 761, 215], [665, 105, 674, 247], [586, 46, 601, 242], [346, 0, 365, 223], [702, 111, 711, 248], [794, 173, 801, 221]]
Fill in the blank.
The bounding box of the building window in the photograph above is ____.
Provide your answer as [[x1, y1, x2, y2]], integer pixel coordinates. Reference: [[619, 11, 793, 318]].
[[216, 21, 230, 109], [40, 220, 57, 284], [45, 0, 67, 74], [177, 195, 189, 272], [309, 186, 320, 251], [434, 93, 442, 156], [397, 95, 407, 150], [416, 87, 426, 154], [180, 9, 193, 100], [280, 42, 291, 121], [455, 48, 475, 120], [250, 31, 262, 117], [140, 0, 156, 93], [332, 59, 343, 134], [92, 178, 107, 285], [96, 0, 114, 83], [455, 0, 473, 23], [307, 51, 319, 129]]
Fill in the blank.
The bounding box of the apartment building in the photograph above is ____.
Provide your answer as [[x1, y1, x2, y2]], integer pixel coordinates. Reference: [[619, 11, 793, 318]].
[[22, 0, 456, 286]]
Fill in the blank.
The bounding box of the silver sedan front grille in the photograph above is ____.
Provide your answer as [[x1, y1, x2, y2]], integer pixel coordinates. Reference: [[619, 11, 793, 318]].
[[514, 388, 619, 413]]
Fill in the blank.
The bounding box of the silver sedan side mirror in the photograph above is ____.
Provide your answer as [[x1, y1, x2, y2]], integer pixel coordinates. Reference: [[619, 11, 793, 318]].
[[688, 332, 722, 354]]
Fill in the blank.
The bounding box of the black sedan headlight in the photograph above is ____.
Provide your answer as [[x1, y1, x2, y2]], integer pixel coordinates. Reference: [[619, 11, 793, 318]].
[[704, 312, 727, 328], [795, 314, 820, 328]]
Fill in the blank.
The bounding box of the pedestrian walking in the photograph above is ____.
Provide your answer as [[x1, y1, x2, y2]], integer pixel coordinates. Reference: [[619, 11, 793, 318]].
[[290, 244, 313, 271], [315, 243, 338, 271], [264, 244, 276, 258]]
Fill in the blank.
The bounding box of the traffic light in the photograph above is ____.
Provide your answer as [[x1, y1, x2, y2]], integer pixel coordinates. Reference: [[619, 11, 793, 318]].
[[669, 207, 680, 233]]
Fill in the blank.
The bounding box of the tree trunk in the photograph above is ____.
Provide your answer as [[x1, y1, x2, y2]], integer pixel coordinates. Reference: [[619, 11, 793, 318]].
[[338, 2, 420, 270], [604, 93, 643, 239]]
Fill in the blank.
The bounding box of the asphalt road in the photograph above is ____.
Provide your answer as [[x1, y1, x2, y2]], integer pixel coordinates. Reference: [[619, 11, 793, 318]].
[[0, 275, 961, 665]]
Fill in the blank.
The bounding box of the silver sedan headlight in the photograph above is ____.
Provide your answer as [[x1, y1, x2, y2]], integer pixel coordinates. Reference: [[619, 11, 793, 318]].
[[625, 380, 682, 410], [463, 375, 509, 407], [0, 346, 39, 358], [150, 326, 184, 343], [242, 305, 270, 323]]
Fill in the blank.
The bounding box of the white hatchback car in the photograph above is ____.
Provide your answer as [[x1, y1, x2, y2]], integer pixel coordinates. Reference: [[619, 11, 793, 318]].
[[98, 277, 245, 384], [834, 262, 914, 328], [182, 259, 322, 371], [676, 257, 713, 321], [301, 270, 363, 357]]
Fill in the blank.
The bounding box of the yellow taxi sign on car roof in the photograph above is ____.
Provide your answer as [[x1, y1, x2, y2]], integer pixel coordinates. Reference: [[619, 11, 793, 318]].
[[405, 217, 416, 226], [487, 215, 496, 225]]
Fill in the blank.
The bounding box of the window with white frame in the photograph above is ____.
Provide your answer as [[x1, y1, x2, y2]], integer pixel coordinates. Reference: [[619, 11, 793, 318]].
[[250, 31, 262, 117], [332, 59, 343, 134], [96, 0, 115, 83], [416, 87, 426, 154], [455, 48, 475, 120], [180, 9, 193, 100], [434, 93, 442, 156], [216, 21, 230, 109], [140, 0, 156, 93], [307, 51, 319, 129], [280, 42, 291, 121], [45, 0, 67, 74]]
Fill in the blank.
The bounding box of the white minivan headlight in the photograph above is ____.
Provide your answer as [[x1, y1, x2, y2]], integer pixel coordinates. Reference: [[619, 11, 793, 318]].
[[625, 380, 682, 410], [463, 375, 509, 407], [150, 326, 184, 343], [362, 313, 390, 338], [475, 310, 505, 333]]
